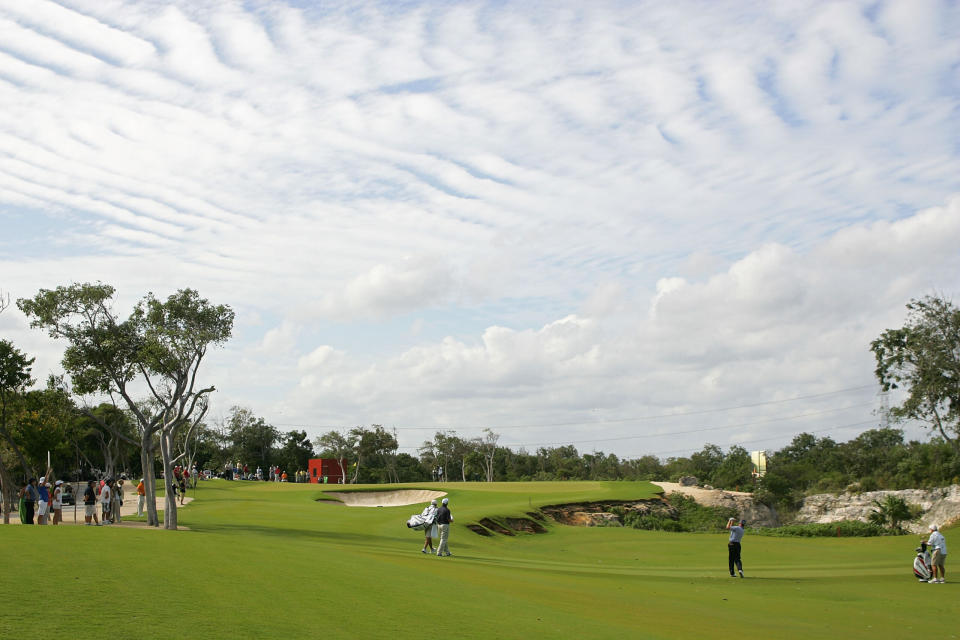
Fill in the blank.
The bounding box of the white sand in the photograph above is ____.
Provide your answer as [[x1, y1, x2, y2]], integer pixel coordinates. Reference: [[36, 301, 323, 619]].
[[323, 489, 447, 507], [652, 481, 752, 507]]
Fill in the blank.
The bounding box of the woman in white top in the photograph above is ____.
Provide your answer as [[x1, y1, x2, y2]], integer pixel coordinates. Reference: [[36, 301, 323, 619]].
[[421, 499, 439, 554], [51, 480, 63, 525]]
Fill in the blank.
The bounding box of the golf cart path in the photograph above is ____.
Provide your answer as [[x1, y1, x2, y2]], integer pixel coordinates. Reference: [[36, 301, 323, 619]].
[[5, 496, 193, 529]]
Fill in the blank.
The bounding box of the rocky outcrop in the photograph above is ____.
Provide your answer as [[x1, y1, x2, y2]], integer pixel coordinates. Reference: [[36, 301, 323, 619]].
[[540, 498, 676, 527], [652, 482, 780, 527], [796, 485, 960, 534]]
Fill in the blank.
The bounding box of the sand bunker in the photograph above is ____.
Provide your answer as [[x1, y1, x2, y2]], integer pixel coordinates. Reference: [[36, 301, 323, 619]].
[[323, 489, 446, 507]]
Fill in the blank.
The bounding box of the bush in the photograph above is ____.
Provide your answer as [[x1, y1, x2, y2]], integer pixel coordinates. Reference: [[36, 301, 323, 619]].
[[614, 493, 737, 533], [751, 520, 893, 537]]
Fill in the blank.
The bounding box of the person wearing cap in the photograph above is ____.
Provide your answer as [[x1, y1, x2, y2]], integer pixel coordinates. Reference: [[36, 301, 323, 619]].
[[927, 524, 947, 583], [51, 480, 64, 525], [420, 499, 439, 554], [36, 477, 50, 525], [100, 478, 112, 524], [435, 497, 454, 557], [136, 478, 146, 516], [111, 479, 123, 524], [726, 517, 746, 578]]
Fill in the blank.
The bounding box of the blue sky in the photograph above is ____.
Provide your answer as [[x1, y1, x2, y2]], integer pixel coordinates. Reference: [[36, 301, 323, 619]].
[[2, 0, 959, 459]]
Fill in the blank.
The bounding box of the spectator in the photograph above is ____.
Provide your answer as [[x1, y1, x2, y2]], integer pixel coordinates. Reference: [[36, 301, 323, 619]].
[[21, 478, 39, 525], [112, 479, 124, 524], [51, 480, 64, 525], [36, 477, 50, 525], [100, 478, 113, 524], [136, 478, 146, 516], [83, 480, 99, 526]]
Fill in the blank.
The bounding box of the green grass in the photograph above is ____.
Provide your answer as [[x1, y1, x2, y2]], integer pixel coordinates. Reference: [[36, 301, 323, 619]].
[[0, 480, 956, 639]]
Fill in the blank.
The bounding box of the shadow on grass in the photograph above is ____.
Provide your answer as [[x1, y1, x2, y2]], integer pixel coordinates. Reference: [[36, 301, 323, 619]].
[[188, 521, 409, 545]]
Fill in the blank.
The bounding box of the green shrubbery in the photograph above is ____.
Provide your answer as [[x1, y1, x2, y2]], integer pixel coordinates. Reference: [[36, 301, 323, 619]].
[[750, 521, 893, 537], [611, 492, 737, 532]]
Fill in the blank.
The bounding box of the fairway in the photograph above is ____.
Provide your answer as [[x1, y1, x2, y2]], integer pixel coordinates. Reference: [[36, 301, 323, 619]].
[[1, 480, 956, 639]]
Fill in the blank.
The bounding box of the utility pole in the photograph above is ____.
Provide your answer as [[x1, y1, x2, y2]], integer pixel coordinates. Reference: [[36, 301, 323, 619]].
[[878, 388, 890, 429]]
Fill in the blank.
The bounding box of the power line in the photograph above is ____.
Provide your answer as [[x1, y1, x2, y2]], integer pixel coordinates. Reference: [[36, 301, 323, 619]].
[[273, 383, 877, 432], [498, 401, 875, 448], [642, 419, 877, 458]]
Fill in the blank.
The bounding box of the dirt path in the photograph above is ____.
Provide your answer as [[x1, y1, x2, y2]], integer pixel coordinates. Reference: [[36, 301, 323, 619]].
[[652, 481, 753, 507], [4, 496, 193, 529]]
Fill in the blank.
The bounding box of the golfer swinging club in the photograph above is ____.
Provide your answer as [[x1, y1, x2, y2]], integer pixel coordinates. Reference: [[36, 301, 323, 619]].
[[726, 517, 746, 578]]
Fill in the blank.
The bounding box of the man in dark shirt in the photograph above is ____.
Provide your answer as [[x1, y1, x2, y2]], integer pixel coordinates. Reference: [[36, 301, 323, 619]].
[[83, 480, 100, 526], [22, 478, 39, 524], [436, 497, 453, 557]]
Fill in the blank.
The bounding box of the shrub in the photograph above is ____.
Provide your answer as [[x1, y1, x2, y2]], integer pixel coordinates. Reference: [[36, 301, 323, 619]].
[[751, 520, 893, 537]]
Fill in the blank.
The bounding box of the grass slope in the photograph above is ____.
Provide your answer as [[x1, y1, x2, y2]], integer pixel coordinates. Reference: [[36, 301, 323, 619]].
[[0, 480, 955, 639]]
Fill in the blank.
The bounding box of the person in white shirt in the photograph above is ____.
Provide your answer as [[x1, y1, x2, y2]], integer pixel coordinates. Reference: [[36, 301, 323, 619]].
[[51, 480, 63, 525], [100, 480, 113, 524], [927, 524, 947, 583]]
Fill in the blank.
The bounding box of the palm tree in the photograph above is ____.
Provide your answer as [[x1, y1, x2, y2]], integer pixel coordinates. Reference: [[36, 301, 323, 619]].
[[868, 495, 913, 531]]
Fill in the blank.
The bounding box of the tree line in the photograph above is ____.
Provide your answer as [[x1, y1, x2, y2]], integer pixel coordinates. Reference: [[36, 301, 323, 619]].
[[2, 283, 958, 528]]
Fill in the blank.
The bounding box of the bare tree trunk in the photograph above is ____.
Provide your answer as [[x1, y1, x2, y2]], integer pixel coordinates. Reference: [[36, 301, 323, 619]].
[[140, 433, 160, 527], [0, 456, 15, 523], [160, 430, 178, 530]]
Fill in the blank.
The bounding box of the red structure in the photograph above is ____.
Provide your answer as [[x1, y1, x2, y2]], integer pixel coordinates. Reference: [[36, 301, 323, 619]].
[[308, 458, 348, 484]]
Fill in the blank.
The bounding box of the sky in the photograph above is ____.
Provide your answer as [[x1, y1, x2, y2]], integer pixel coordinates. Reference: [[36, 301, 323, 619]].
[[1, 0, 959, 461]]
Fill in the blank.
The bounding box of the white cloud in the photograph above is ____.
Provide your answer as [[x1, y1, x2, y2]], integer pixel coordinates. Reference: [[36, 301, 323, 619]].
[[2, 0, 959, 458], [311, 255, 457, 321]]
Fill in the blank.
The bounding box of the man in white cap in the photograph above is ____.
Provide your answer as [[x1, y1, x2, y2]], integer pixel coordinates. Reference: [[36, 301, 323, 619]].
[[927, 524, 947, 583], [726, 517, 746, 577], [36, 477, 50, 525], [435, 497, 453, 557]]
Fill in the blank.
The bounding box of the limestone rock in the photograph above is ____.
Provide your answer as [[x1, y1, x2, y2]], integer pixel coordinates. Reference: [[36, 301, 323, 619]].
[[795, 485, 960, 533]]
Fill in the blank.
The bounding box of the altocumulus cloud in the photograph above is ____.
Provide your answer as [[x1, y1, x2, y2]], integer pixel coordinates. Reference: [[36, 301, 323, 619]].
[[0, 0, 958, 456]]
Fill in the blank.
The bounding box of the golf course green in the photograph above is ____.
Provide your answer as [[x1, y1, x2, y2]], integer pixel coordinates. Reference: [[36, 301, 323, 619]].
[[1, 480, 955, 639]]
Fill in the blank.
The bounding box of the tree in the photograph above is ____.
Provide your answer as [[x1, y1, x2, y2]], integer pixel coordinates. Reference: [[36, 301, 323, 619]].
[[0, 340, 34, 522], [72, 403, 138, 480], [872, 296, 960, 453], [479, 428, 499, 482], [350, 425, 398, 483], [225, 407, 278, 472], [19, 283, 234, 529], [868, 495, 914, 531], [711, 446, 753, 490], [276, 430, 314, 475], [0, 340, 35, 479], [314, 430, 356, 484]]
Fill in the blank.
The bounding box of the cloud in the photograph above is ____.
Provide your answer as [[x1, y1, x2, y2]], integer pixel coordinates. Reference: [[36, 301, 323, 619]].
[[276, 199, 960, 454], [2, 0, 959, 458], [310, 255, 458, 321]]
